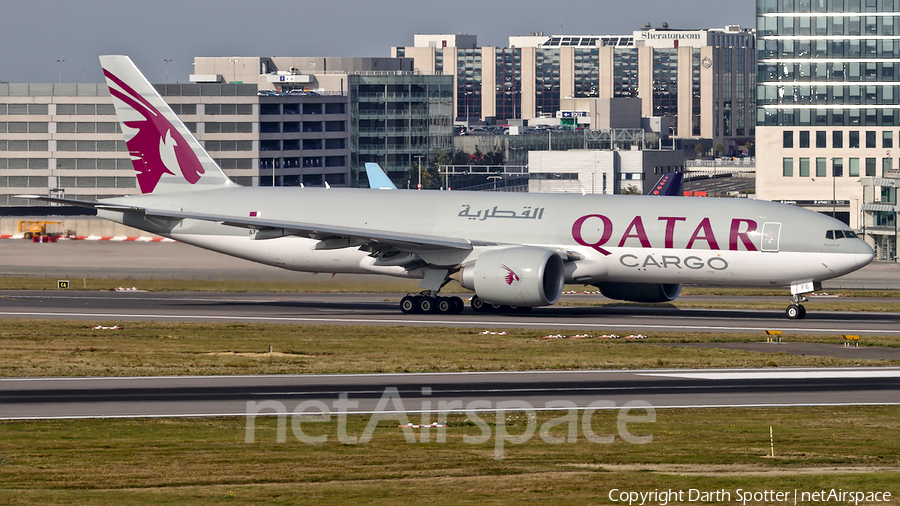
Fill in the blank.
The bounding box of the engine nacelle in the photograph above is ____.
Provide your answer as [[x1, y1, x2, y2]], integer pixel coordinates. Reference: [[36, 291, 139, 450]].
[[596, 282, 682, 303], [456, 247, 565, 307]]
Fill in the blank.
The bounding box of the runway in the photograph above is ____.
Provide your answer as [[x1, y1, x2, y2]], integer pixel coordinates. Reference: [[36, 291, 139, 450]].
[[2, 367, 898, 420], [1, 290, 899, 335]]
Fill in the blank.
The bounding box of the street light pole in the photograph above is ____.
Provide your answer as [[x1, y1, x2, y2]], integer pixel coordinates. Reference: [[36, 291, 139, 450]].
[[164, 59, 172, 84], [415, 155, 424, 190], [56, 59, 64, 84], [228, 58, 238, 83]]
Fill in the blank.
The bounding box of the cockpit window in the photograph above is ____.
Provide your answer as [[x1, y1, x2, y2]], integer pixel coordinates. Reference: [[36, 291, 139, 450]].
[[826, 229, 858, 240]]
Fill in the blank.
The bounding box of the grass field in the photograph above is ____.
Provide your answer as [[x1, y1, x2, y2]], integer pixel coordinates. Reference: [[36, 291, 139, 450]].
[[1, 406, 897, 504], [1, 320, 898, 378], [1, 278, 897, 503]]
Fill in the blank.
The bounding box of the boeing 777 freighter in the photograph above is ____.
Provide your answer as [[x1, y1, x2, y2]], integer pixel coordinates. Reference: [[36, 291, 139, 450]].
[[19, 56, 876, 319]]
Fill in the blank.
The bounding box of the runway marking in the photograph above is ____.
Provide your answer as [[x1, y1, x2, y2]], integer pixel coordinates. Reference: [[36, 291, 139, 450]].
[[5, 367, 896, 383], [0, 310, 898, 334], [642, 370, 900, 380], [3, 402, 900, 421]]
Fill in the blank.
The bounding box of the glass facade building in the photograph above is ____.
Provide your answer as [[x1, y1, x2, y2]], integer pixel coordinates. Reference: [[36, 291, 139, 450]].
[[755, 0, 900, 259], [349, 74, 454, 186]]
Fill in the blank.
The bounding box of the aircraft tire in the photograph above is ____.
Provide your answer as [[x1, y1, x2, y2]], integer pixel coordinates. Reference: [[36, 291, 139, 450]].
[[400, 296, 417, 314], [470, 295, 487, 312], [449, 296, 465, 314], [436, 297, 453, 314], [786, 304, 804, 319], [417, 296, 436, 314]]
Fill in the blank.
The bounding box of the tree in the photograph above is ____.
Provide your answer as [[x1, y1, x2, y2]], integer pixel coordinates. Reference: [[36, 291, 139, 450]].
[[422, 150, 451, 189], [743, 141, 754, 156], [619, 185, 642, 195], [694, 142, 705, 157], [714, 143, 725, 156]]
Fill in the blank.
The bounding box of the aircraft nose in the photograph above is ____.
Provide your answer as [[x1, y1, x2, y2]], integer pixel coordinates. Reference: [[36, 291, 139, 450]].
[[855, 239, 876, 267]]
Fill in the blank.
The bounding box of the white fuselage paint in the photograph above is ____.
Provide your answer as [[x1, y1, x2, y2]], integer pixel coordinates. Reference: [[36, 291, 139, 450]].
[[171, 232, 871, 287]]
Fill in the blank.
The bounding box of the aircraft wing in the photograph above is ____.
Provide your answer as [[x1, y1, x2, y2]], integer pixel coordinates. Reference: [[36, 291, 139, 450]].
[[15, 194, 474, 251]]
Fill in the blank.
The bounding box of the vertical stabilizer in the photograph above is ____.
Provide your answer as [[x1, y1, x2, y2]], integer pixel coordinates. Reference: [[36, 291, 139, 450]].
[[364, 163, 397, 189], [99, 55, 234, 194]]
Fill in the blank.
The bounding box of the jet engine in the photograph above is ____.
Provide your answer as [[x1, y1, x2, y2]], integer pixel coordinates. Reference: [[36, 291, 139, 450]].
[[453, 247, 565, 307], [595, 282, 682, 303]]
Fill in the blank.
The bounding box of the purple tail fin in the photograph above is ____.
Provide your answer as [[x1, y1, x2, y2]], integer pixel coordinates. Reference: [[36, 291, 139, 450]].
[[100, 55, 233, 194]]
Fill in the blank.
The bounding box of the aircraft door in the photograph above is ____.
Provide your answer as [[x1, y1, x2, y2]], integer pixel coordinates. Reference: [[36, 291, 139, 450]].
[[761, 222, 782, 252]]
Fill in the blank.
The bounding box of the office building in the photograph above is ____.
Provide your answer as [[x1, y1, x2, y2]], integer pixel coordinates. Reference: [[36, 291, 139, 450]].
[[394, 25, 755, 151], [192, 57, 454, 186]]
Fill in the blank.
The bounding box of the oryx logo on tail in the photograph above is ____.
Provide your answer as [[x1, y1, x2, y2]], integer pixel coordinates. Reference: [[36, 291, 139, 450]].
[[103, 69, 205, 193]]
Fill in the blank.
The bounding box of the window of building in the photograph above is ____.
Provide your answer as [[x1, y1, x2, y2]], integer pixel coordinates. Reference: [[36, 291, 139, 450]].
[[324, 173, 347, 185], [324, 138, 345, 150], [800, 157, 810, 177], [866, 131, 876, 148], [833, 158, 843, 177], [325, 156, 346, 167], [260, 104, 280, 115], [866, 157, 876, 176], [325, 103, 346, 114], [884, 131, 893, 149], [849, 158, 860, 177], [303, 104, 323, 115], [302, 157, 322, 168], [783, 158, 794, 177], [302, 122, 323, 132], [833, 131, 843, 148], [799, 131, 810, 148], [816, 131, 826, 148], [850, 131, 860, 148], [816, 157, 826, 177], [883, 157, 893, 176], [783, 131, 793, 148]]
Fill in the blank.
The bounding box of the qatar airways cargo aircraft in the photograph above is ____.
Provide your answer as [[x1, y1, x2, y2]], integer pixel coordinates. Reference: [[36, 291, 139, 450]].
[[20, 56, 875, 319]]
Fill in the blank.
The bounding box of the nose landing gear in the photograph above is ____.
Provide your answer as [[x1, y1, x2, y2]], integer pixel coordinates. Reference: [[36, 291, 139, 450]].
[[785, 294, 808, 319]]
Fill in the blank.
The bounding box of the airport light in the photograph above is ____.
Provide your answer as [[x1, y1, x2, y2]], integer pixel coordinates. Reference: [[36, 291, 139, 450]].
[[164, 59, 172, 84]]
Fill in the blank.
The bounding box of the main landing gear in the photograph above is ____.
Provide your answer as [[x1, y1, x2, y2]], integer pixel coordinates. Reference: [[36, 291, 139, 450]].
[[785, 294, 808, 319], [399, 292, 465, 315]]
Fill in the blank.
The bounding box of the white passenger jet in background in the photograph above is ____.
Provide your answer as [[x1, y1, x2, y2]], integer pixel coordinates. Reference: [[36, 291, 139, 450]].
[[20, 56, 876, 319]]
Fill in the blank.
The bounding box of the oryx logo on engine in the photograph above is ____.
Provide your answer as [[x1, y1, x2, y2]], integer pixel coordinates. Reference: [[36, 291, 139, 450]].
[[501, 264, 520, 285]]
